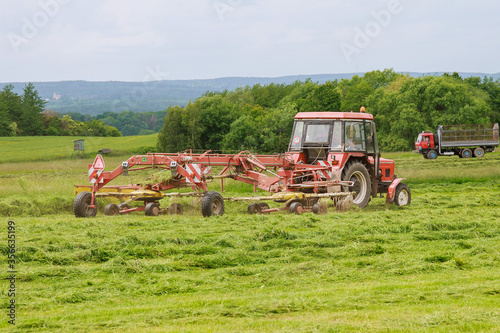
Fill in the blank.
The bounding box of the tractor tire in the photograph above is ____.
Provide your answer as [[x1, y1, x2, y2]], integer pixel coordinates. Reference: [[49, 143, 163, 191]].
[[104, 203, 119, 216], [289, 202, 304, 215], [145, 202, 160, 216], [427, 150, 438, 160], [201, 191, 224, 217], [473, 148, 485, 158], [73, 191, 97, 218], [168, 203, 183, 215], [423, 153, 428, 159], [394, 183, 411, 206], [342, 161, 372, 209], [461, 149, 472, 158]]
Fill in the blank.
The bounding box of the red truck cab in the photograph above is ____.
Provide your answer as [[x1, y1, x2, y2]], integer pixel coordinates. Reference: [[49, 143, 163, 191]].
[[415, 132, 435, 151]]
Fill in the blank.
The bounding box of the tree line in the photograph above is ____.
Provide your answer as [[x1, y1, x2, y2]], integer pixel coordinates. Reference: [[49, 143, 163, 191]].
[[0, 84, 121, 137], [68, 110, 167, 136], [157, 69, 500, 153]]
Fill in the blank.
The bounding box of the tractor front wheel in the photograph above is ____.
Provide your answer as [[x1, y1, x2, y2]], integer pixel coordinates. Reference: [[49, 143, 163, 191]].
[[342, 162, 372, 208], [201, 191, 224, 217], [73, 191, 97, 218], [394, 183, 411, 206]]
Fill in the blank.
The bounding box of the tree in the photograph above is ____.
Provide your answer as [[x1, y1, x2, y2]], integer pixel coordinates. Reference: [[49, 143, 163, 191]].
[[157, 106, 188, 153], [20, 83, 46, 136], [0, 97, 12, 136], [300, 82, 341, 112], [1, 84, 22, 123]]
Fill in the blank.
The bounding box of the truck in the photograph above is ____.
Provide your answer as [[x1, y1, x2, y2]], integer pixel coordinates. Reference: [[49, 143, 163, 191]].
[[415, 123, 499, 159], [74, 107, 411, 217]]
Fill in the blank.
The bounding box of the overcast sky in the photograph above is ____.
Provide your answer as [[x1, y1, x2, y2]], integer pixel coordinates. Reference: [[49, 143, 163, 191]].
[[1, 0, 499, 82]]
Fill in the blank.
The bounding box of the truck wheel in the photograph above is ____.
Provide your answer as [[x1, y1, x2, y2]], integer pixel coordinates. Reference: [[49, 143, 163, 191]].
[[201, 191, 224, 217], [73, 191, 97, 218], [473, 148, 485, 158], [461, 149, 472, 158], [394, 183, 411, 206], [427, 150, 438, 160], [342, 162, 371, 209]]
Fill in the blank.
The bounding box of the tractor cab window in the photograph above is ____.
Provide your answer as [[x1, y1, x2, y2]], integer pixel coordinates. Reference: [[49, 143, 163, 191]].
[[304, 124, 331, 144], [289, 121, 304, 150], [416, 134, 423, 143], [331, 122, 342, 150], [344, 122, 366, 151]]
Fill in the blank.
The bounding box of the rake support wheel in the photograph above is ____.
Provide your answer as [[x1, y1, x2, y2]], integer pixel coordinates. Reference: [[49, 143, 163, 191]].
[[169, 203, 183, 215], [201, 191, 224, 217], [104, 203, 119, 216], [73, 191, 97, 218], [145, 202, 160, 216]]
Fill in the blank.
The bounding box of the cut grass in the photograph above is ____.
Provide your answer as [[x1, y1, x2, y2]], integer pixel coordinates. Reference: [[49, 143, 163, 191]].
[[0, 150, 499, 331]]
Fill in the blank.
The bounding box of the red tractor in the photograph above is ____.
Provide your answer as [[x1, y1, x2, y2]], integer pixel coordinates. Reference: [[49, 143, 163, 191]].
[[288, 110, 410, 208], [73, 108, 410, 217]]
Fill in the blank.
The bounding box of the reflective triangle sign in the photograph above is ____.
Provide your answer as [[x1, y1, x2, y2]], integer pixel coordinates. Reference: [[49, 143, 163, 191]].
[[93, 154, 105, 170]]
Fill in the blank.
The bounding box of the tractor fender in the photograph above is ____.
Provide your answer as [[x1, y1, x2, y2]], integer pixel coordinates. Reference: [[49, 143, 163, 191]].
[[386, 178, 406, 204]]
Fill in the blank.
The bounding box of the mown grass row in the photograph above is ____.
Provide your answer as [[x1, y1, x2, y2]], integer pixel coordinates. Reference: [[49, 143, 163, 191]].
[[3, 187, 499, 332]]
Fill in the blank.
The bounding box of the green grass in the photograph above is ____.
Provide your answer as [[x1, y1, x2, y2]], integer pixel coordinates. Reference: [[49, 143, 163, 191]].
[[0, 150, 499, 331], [0, 135, 157, 163]]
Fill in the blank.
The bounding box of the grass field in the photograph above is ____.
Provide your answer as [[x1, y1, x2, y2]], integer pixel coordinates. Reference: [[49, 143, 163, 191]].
[[0, 139, 499, 332], [0, 135, 157, 163]]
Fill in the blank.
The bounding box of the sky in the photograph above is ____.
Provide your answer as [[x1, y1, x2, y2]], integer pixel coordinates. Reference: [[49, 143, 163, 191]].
[[1, 0, 499, 82]]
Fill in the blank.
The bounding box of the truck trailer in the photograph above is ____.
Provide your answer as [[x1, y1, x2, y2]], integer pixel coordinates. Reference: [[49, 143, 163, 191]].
[[415, 123, 499, 159]]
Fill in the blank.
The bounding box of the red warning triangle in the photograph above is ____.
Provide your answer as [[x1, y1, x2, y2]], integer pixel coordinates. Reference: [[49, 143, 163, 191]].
[[93, 154, 105, 170]]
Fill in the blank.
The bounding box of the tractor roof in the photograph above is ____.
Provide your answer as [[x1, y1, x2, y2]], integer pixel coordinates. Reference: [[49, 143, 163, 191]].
[[294, 112, 374, 120]]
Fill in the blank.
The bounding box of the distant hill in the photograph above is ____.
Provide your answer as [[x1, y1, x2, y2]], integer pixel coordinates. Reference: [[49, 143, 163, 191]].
[[3, 72, 499, 115]]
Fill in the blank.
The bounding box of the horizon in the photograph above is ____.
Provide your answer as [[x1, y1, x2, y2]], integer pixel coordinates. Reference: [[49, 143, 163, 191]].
[[2, 70, 500, 85]]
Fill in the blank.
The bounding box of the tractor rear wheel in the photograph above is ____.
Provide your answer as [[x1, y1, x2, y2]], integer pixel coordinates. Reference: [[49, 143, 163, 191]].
[[394, 183, 411, 206], [73, 191, 97, 218], [342, 162, 372, 209], [201, 191, 224, 217], [104, 203, 119, 216], [145, 202, 160, 216]]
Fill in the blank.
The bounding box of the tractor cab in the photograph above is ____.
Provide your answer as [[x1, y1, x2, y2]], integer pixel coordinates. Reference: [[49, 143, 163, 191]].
[[288, 112, 380, 168]]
